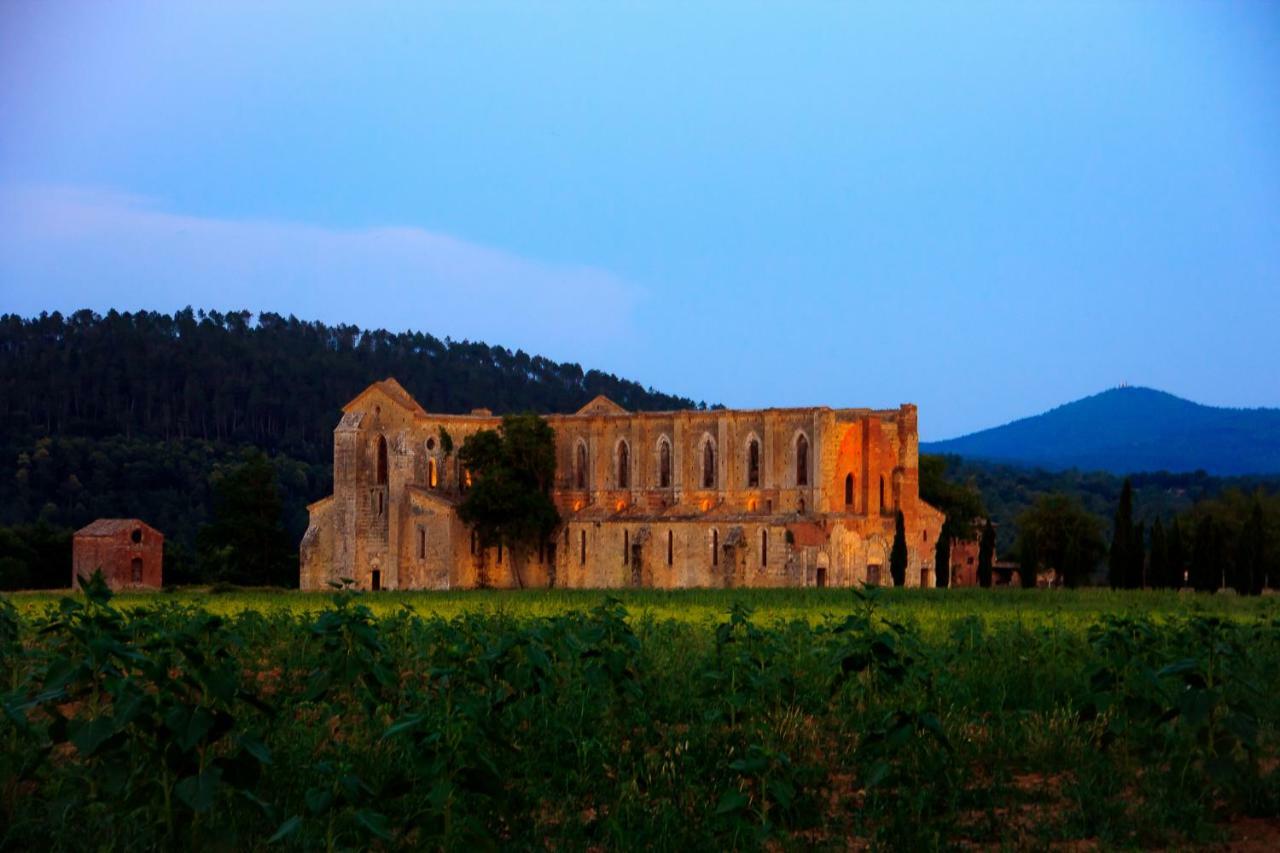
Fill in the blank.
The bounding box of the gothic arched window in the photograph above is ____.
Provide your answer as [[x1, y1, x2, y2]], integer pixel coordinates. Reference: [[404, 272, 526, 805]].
[[747, 438, 760, 488], [845, 472, 854, 506], [375, 435, 388, 485], [575, 442, 588, 490], [658, 438, 671, 488], [617, 441, 630, 489], [703, 439, 716, 489], [795, 434, 809, 486], [428, 457, 438, 489]]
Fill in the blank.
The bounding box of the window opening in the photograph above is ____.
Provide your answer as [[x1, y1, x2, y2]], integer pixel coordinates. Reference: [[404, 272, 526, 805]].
[[375, 435, 388, 485]]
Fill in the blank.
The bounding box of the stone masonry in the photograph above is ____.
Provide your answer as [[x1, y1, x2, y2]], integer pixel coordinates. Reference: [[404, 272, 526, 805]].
[[300, 379, 945, 590]]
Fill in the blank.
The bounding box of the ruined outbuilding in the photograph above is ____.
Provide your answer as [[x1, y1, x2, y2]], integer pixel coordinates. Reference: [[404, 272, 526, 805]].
[[72, 519, 164, 589], [301, 379, 945, 591]]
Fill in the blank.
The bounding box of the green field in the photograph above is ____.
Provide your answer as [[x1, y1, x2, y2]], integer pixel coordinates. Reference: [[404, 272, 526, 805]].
[[3, 585, 1279, 849]]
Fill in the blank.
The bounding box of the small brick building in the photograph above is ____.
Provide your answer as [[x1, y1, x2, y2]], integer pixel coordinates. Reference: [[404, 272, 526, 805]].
[[72, 519, 163, 589]]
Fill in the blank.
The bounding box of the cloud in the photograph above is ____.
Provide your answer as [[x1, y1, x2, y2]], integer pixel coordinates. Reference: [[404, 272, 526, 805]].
[[0, 185, 641, 363]]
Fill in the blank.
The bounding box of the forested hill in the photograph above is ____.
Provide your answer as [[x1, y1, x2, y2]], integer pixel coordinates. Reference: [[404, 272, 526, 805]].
[[923, 386, 1280, 476], [0, 310, 703, 464]]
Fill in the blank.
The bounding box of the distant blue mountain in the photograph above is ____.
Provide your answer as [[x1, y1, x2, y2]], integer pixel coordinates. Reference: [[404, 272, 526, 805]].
[[922, 387, 1280, 476]]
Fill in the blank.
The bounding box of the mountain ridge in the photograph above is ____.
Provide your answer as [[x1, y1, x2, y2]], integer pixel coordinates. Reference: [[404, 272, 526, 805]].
[[922, 386, 1280, 476]]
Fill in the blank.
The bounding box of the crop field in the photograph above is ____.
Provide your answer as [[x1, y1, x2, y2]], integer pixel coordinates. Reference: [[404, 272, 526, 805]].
[[3, 584, 1279, 850]]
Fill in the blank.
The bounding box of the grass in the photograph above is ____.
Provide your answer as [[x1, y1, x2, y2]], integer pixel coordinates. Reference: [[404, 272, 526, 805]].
[[9, 584, 1278, 634], [3, 584, 1278, 849]]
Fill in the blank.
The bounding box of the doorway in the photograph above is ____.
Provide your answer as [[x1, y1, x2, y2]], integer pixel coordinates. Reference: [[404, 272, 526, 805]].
[[371, 569, 381, 591], [815, 567, 827, 588], [131, 558, 143, 584]]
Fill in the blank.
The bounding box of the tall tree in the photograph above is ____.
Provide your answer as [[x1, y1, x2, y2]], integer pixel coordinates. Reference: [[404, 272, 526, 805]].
[[1236, 501, 1265, 596], [934, 530, 951, 589], [1129, 520, 1145, 589], [977, 519, 995, 588], [889, 510, 908, 587], [1108, 478, 1133, 589], [1013, 494, 1105, 589], [1190, 515, 1218, 592], [1148, 518, 1168, 590], [457, 414, 561, 574], [1166, 516, 1185, 590], [196, 450, 296, 586]]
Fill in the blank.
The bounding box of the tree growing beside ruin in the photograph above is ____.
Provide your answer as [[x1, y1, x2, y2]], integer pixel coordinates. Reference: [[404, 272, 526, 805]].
[[889, 510, 907, 587], [1013, 494, 1104, 589], [977, 519, 995, 588], [934, 530, 951, 588], [1148, 518, 1168, 589], [1166, 516, 1185, 589], [457, 414, 561, 567]]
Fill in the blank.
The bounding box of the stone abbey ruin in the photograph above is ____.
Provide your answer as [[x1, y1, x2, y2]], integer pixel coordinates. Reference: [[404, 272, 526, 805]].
[[301, 379, 944, 590]]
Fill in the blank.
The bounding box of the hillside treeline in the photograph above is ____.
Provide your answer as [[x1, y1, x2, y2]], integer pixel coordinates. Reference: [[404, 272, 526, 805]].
[[0, 309, 701, 463], [0, 309, 701, 588]]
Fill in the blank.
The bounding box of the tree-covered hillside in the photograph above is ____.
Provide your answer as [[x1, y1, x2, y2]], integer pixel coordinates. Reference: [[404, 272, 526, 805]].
[[0, 309, 702, 588], [0, 309, 702, 463], [923, 386, 1280, 475]]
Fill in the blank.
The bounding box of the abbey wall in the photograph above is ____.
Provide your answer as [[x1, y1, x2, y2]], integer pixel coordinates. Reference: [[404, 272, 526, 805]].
[[300, 379, 945, 591]]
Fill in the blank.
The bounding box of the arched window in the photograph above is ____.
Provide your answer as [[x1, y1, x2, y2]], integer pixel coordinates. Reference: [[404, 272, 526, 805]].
[[428, 457, 438, 489], [845, 472, 854, 506], [747, 438, 760, 488], [761, 529, 768, 567], [617, 441, 630, 489], [580, 529, 587, 565], [795, 434, 809, 486], [712, 529, 719, 567], [375, 435, 388, 485], [575, 442, 588, 490], [658, 438, 671, 488], [623, 529, 629, 564], [667, 530, 674, 566], [702, 439, 716, 489], [879, 475, 886, 512], [131, 557, 142, 584]]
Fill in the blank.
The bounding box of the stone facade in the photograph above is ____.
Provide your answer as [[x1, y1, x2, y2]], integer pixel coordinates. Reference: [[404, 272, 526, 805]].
[[73, 518, 163, 590], [300, 379, 945, 591]]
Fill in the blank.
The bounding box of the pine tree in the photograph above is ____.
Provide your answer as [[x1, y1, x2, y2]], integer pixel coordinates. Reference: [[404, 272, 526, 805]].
[[1148, 518, 1168, 590], [977, 520, 995, 588], [1108, 479, 1133, 589], [934, 529, 951, 589], [196, 450, 296, 586], [1167, 516, 1185, 590], [889, 510, 908, 587]]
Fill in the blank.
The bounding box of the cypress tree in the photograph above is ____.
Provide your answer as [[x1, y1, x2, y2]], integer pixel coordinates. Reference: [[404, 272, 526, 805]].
[[1190, 516, 1217, 592], [1129, 520, 1145, 589], [1148, 518, 1168, 590], [889, 510, 908, 587], [1237, 502, 1265, 596], [934, 528, 951, 589], [1167, 516, 1185, 590], [977, 519, 995, 588], [1108, 479, 1133, 589]]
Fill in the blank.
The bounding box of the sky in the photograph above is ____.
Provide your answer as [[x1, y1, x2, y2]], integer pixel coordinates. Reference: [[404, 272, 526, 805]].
[[1, 2, 1277, 439]]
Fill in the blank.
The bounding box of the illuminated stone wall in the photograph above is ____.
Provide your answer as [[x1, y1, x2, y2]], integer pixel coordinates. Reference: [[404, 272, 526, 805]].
[[300, 379, 945, 590]]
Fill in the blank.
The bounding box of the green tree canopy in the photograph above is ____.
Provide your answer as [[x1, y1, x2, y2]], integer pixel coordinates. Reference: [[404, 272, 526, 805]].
[[457, 414, 561, 562], [977, 520, 996, 588], [1013, 494, 1105, 588], [196, 449, 296, 586]]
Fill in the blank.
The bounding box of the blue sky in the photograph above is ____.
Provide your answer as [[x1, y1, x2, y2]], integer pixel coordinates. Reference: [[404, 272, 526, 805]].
[[1, 2, 1277, 439]]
